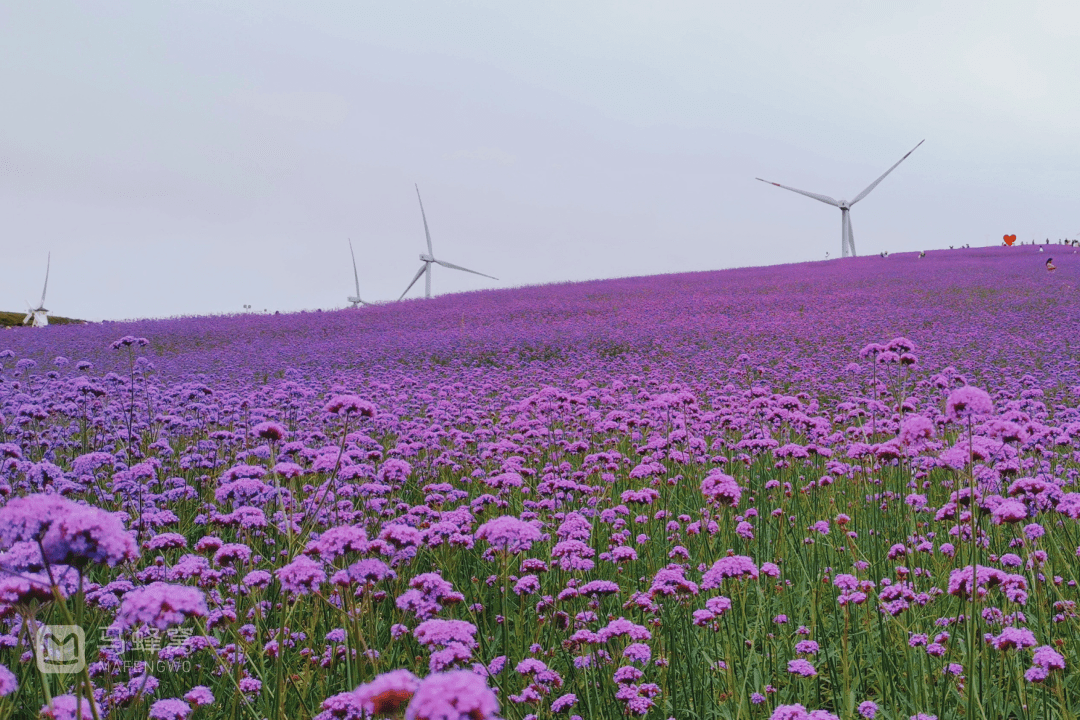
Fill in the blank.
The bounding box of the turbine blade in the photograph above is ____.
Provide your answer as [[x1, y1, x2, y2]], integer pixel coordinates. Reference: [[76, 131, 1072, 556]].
[[755, 178, 839, 207], [398, 264, 427, 301], [415, 184, 434, 256], [40, 252, 50, 308], [348, 239, 361, 296], [23, 312, 32, 324], [434, 259, 498, 280], [850, 140, 924, 206]]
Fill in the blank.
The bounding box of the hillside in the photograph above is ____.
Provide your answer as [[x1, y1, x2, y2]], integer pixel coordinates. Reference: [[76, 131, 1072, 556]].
[[0, 246, 1076, 387], [1, 245, 1079, 719]]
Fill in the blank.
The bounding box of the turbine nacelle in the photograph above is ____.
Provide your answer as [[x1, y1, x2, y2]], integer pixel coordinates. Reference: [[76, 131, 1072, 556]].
[[838, 200, 850, 209], [419, 253, 435, 263]]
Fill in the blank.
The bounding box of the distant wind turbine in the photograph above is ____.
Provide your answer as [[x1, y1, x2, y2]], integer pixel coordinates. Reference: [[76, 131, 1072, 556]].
[[756, 140, 924, 257], [399, 185, 497, 300], [346, 239, 366, 308], [23, 253, 51, 327]]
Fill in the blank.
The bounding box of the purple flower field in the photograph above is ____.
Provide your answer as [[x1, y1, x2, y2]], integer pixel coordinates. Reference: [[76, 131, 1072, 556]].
[[1, 246, 1078, 720]]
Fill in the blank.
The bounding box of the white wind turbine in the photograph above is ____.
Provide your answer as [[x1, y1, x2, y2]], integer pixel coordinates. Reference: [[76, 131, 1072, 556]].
[[23, 253, 51, 327], [346, 239, 366, 308], [756, 140, 924, 257], [399, 185, 497, 300]]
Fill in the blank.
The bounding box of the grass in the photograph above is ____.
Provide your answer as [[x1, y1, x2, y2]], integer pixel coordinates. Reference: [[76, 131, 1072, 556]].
[[0, 310, 86, 327]]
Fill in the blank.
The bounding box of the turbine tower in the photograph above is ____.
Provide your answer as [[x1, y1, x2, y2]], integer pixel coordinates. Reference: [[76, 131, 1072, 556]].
[[399, 185, 497, 300], [756, 140, 924, 257], [346, 239, 366, 308], [23, 253, 51, 328]]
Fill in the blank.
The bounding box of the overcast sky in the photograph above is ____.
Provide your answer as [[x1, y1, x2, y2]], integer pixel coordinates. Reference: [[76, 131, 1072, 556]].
[[2, 1, 1079, 321]]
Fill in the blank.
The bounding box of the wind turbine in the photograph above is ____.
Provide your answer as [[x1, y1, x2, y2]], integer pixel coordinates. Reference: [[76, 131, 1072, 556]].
[[23, 253, 51, 327], [756, 140, 924, 257], [399, 185, 497, 300], [346, 239, 366, 308]]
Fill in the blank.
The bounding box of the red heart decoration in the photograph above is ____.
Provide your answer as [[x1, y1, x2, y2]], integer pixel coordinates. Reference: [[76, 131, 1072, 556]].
[[1004, 234, 1016, 246]]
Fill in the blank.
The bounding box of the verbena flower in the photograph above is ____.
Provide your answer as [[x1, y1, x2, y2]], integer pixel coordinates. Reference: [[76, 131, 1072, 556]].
[[148, 698, 192, 720], [323, 395, 376, 417], [117, 582, 208, 630], [0, 663, 16, 697], [183, 686, 214, 706], [787, 659, 817, 677], [405, 670, 500, 720], [40, 695, 103, 720], [945, 386, 993, 421], [475, 516, 542, 554], [276, 556, 326, 595]]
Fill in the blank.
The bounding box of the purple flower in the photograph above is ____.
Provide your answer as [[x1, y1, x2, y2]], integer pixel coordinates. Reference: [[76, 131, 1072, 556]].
[[253, 421, 287, 441], [305, 525, 370, 561], [787, 659, 817, 677], [146, 533, 188, 551], [771, 705, 809, 720], [315, 689, 366, 720], [623, 643, 651, 664], [213, 543, 252, 566], [945, 386, 993, 421], [40, 694, 103, 720], [475, 515, 542, 554], [1023, 523, 1044, 540], [701, 556, 759, 588], [354, 669, 422, 717], [396, 572, 464, 619], [1032, 645, 1065, 670], [551, 693, 578, 712], [323, 395, 376, 417], [991, 499, 1028, 525], [898, 415, 935, 447], [343, 559, 396, 586], [242, 570, 273, 588], [858, 701, 878, 719], [579, 580, 620, 596], [405, 670, 500, 720], [239, 677, 262, 694], [0, 663, 16, 697], [4, 496, 138, 568], [183, 686, 214, 706], [700, 471, 743, 507], [1025, 666, 1049, 683], [149, 698, 192, 720], [276, 556, 326, 595], [649, 565, 699, 598], [513, 574, 541, 596], [117, 582, 208, 630], [414, 619, 478, 649], [992, 627, 1037, 651], [110, 335, 149, 349]]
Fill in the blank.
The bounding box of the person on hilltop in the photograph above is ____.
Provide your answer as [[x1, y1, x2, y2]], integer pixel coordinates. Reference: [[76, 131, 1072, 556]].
[[1046, 257, 1057, 272]]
